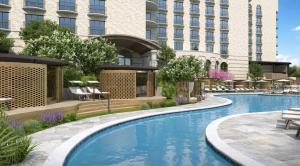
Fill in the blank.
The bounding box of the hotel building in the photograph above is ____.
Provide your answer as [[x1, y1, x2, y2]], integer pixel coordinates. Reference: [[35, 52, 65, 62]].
[[0, 0, 282, 80]]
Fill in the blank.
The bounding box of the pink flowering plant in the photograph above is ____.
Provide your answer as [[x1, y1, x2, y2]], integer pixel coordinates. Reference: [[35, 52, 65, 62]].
[[208, 69, 234, 81]]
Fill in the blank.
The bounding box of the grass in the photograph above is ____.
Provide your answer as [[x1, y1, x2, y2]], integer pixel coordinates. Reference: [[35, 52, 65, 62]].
[[77, 107, 140, 120]]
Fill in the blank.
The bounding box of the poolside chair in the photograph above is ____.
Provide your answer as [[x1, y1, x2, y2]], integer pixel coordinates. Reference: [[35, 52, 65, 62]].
[[216, 86, 223, 92], [293, 121, 300, 137], [211, 87, 217, 93], [69, 87, 91, 100], [289, 108, 300, 112], [86, 87, 110, 99], [282, 114, 300, 129], [205, 87, 211, 92], [282, 110, 300, 115]]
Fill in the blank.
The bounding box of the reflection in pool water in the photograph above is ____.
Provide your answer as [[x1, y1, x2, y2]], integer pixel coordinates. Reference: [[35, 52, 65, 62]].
[[65, 95, 300, 166]]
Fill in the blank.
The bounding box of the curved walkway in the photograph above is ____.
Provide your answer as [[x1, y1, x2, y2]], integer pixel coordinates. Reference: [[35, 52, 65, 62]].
[[19, 96, 231, 166], [207, 112, 300, 166]]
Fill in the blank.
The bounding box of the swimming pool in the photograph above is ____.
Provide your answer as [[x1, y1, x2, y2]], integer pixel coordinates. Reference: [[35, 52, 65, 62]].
[[65, 95, 300, 166]]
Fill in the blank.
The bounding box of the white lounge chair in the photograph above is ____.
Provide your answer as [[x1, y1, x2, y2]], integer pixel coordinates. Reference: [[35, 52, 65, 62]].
[[289, 108, 300, 112], [69, 87, 91, 100], [282, 114, 300, 129], [205, 87, 211, 92], [282, 110, 300, 115], [86, 87, 110, 99]]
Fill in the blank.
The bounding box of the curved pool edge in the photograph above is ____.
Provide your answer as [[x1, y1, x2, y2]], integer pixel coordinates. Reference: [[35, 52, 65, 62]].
[[43, 97, 232, 166], [205, 111, 281, 166]]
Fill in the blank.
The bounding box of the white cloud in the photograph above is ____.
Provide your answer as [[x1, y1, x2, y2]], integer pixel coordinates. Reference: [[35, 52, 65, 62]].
[[293, 25, 300, 31], [276, 54, 300, 66]]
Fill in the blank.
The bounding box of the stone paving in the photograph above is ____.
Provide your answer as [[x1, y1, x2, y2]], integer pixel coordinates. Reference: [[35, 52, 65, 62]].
[[218, 112, 300, 166], [19, 96, 230, 166]]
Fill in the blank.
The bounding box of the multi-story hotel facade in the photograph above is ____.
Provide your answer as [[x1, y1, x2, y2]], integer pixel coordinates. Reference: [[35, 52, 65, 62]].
[[0, 0, 279, 80]]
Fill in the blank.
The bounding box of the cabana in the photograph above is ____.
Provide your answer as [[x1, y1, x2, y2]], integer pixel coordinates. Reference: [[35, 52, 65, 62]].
[[0, 53, 66, 109]]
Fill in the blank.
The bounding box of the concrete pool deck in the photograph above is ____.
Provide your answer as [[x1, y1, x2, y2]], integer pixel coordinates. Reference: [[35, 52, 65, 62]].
[[207, 112, 300, 166], [19, 96, 231, 166]]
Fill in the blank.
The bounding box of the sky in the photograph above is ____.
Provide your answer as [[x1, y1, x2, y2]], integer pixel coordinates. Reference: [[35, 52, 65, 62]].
[[277, 0, 300, 66]]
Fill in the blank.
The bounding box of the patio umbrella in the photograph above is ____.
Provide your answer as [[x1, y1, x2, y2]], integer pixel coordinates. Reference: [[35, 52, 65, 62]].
[[69, 80, 83, 84], [277, 79, 290, 82]]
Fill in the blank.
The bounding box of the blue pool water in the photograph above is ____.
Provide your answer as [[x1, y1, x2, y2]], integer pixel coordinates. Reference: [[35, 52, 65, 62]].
[[65, 95, 300, 166]]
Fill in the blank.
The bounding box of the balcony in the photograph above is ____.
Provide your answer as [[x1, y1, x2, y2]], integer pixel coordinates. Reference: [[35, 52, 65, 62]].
[[0, 0, 10, 8], [88, 6, 106, 17], [220, 0, 229, 7], [0, 20, 9, 31], [146, 12, 157, 27], [57, 2, 77, 14], [23, 0, 45, 11], [146, 0, 158, 10], [205, 0, 215, 5]]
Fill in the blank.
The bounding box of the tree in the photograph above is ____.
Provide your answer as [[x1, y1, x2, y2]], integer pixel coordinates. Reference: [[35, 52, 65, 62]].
[[19, 20, 70, 43], [0, 30, 14, 53], [289, 66, 300, 77], [157, 44, 176, 67], [159, 55, 205, 83], [79, 38, 118, 74], [22, 31, 118, 75], [22, 31, 81, 63], [249, 63, 263, 88]]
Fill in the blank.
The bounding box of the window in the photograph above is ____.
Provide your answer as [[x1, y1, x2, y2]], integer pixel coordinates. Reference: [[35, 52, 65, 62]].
[[89, 20, 105, 35], [220, 32, 228, 42], [190, 17, 199, 27], [146, 12, 153, 21], [206, 18, 214, 28], [25, 0, 44, 8], [59, 0, 76, 11], [256, 46, 262, 53], [157, 13, 167, 23], [206, 31, 214, 41], [0, 0, 9, 5], [174, 1, 183, 12], [25, 14, 43, 26], [89, 0, 105, 14], [146, 29, 152, 40], [220, 62, 228, 72], [118, 55, 131, 66], [220, 0, 228, 5], [220, 8, 228, 17], [174, 15, 183, 25], [220, 44, 228, 54], [256, 27, 262, 34], [256, 36, 262, 44], [158, 0, 166, 10], [0, 12, 9, 29], [256, 5, 262, 16], [174, 41, 183, 50], [256, 18, 262, 25], [190, 3, 199, 14], [190, 30, 199, 40], [191, 42, 199, 51], [158, 40, 167, 46], [206, 6, 214, 15], [220, 20, 228, 29], [206, 44, 214, 52], [59, 17, 76, 32], [174, 28, 183, 38], [157, 27, 167, 38]]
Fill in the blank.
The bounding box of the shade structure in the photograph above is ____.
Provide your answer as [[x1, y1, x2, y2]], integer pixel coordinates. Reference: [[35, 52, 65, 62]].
[[257, 80, 268, 83], [277, 79, 290, 82], [242, 79, 254, 83], [69, 80, 83, 84], [87, 81, 100, 84]]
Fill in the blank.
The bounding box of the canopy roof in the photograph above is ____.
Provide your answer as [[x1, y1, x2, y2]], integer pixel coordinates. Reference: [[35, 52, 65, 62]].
[[0, 53, 67, 66], [95, 34, 160, 54]]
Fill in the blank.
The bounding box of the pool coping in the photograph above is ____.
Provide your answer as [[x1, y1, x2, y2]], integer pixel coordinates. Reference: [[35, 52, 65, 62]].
[[206, 111, 281, 166], [43, 97, 233, 166]]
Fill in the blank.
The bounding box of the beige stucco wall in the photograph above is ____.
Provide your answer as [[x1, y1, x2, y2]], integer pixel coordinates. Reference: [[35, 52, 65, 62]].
[[251, 0, 278, 62], [3, 0, 278, 80]]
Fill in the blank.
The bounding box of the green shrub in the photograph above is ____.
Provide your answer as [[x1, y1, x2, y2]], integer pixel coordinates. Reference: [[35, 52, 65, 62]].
[[161, 82, 176, 99], [140, 103, 151, 110], [64, 113, 77, 122], [0, 109, 35, 165], [80, 75, 97, 87], [159, 99, 177, 107], [0, 30, 14, 53], [63, 67, 84, 88], [23, 120, 43, 134], [151, 103, 161, 109]]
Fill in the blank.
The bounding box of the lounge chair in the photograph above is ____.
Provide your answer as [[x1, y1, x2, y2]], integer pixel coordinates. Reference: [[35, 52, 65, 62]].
[[293, 121, 300, 137], [86, 87, 110, 99], [216, 87, 223, 92], [282, 110, 300, 115], [282, 114, 300, 129], [69, 87, 91, 100], [211, 87, 217, 93], [205, 88, 211, 92], [289, 108, 300, 111]]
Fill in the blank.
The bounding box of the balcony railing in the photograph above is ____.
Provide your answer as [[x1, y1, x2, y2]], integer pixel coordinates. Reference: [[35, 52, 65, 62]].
[[24, 0, 45, 10], [205, 0, 215, 5], [0, 0, 10, 7], [147, 0, 158, 10], [58, 2, 77, 13], [89, 6, 106, 16]]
